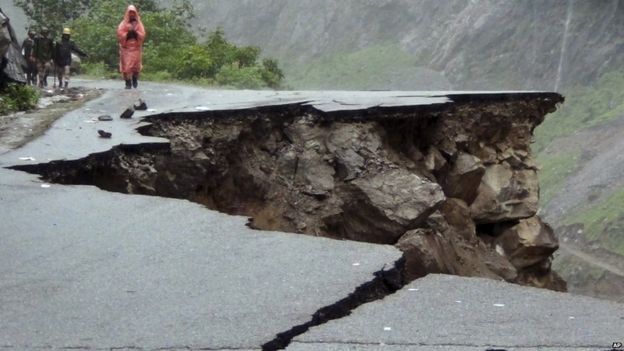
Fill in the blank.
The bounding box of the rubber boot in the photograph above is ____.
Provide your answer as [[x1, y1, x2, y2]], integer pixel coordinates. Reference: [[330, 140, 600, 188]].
[[64, 81, 68, 89], [125, 80, 132, 89], [132, 75, 138, 89]]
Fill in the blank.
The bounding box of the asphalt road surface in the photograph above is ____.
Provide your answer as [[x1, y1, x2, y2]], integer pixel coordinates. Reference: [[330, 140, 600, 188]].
[[289, 275, 624, 350]]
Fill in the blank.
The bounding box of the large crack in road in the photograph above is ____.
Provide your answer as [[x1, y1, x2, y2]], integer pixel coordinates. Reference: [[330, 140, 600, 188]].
[[262, 258, 405, 350]]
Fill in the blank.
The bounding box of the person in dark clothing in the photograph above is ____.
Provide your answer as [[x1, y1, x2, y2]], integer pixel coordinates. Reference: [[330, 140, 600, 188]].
[[21, 30, 36, 85], [54, 27, 86, 89], [32, 27, 54, 88]]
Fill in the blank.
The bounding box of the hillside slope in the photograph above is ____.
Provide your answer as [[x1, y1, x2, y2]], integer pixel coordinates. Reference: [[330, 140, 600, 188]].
[[185, 0, 623, 91]]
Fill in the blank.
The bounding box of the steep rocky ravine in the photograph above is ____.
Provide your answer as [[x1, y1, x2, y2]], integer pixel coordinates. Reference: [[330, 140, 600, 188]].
[[12, 94, 566, 291]]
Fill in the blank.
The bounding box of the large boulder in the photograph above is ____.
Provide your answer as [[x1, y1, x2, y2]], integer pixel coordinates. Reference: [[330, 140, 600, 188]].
[[397, 198, 517, 282], [396, 228, 454, 279], [494, 216, 559, 270], [470, 162, 539, 223], [325, 123, 382, 181], [439, 152, 485, 204], [337, 168, 445, 244]]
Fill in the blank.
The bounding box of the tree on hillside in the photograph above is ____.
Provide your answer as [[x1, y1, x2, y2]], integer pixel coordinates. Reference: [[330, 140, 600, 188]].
[[15, 0, 284, 89], [13, 0, 162, 34], [69, 0, 193, 71], [13, 0, 89, 34]]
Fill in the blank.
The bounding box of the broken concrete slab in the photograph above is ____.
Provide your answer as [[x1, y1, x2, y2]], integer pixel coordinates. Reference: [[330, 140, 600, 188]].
[[1, 79, 562, 168], [289, 274, 624, 350], [0, 167, 402, 349]]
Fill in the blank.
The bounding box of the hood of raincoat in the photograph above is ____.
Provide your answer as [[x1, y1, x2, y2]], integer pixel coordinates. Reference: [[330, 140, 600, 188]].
[[117, 4, 146, 46], [124, 5, 141, 22]]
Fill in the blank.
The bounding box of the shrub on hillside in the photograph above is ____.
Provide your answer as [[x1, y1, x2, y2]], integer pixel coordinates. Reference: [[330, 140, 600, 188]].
[[17, 0, 284, 89], [0, 83, 39, 114], [67, 1, 283, 88]]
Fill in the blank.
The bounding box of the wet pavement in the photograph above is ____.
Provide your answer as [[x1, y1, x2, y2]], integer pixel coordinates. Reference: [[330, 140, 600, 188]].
[[289, 275, 624, 351], [0, 80, 621, 350]]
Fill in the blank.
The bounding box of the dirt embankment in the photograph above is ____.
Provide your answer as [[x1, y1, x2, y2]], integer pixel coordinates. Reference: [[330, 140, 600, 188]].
[[0, 87, 102, 154], [13, 93, 567, 291]]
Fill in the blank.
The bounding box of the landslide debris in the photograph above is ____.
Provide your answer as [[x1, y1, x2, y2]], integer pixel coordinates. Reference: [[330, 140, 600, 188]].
[[12, 94, 566, 291]]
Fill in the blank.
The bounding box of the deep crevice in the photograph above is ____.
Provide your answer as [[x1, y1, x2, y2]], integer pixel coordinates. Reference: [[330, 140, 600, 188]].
[[261, 256, 406, 351]]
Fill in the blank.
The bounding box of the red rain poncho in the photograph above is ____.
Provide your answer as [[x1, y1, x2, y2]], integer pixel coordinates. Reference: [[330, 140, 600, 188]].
[[117, 5, 146, 78]]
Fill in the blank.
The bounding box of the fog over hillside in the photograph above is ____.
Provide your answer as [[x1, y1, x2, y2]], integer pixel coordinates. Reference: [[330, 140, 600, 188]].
[[182, 0, 624, 91]]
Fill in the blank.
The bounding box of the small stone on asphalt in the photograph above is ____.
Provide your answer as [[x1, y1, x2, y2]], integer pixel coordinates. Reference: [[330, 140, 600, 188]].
[[120, 107, 134, 119], [98, 115, 113, 121], [98, 130, 112, 138]]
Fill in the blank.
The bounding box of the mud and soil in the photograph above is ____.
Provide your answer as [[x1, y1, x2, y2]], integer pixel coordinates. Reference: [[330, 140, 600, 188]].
[[0, 87, 102, 153]]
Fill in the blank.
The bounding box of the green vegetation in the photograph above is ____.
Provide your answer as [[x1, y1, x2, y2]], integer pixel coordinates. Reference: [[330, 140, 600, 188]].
[[285, 43, 424, 89], [0, 83, 39, 114], [536, 151, 580, 205], [13, 0, 90, 36], [15, 0, 284, 89], [562, 187, 624, 255], [554, 253, 607, 284], [534, 70, 624, 153], [535, 69, 624, 210], [534, 69, 624, 260], [79, 61, 116, 79]]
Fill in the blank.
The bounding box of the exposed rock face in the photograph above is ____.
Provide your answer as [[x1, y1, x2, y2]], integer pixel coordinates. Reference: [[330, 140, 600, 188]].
[[471, 164, 540, 223], [397, 199, 518, 282], [15, 93, 566, 291], [495, 217, 559, 270]]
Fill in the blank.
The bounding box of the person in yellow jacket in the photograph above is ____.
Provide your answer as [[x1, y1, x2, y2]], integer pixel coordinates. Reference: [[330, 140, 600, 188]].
[[53, 27, 87, 89]]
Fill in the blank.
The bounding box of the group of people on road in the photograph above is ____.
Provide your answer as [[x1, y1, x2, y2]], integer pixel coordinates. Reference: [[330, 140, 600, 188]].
[[22, 27, 87, 89], [21, 5, 145, 90]]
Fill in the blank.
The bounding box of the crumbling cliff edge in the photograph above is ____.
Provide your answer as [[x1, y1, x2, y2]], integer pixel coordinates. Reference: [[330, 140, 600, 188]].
[[13, 91, 566, 291]]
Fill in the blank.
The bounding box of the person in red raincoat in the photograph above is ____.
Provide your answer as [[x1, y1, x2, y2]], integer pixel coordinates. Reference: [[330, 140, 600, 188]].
[[117, 5, 146, 89]]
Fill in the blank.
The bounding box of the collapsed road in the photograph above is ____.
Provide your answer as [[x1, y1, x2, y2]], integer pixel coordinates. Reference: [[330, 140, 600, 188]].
[[1, 80, 622, 350]]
